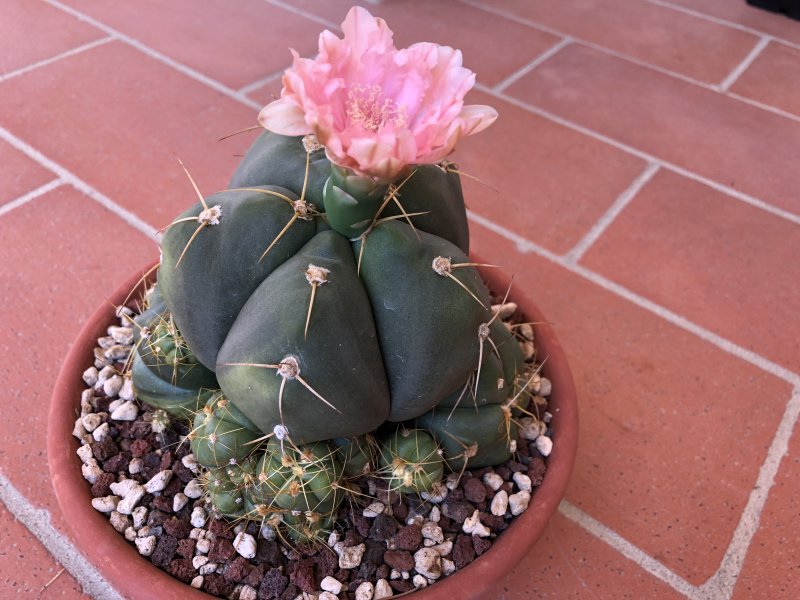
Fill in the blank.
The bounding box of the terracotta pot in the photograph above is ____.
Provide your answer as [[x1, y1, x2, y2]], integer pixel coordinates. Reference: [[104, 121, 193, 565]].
[[48, 263, 578, 599]]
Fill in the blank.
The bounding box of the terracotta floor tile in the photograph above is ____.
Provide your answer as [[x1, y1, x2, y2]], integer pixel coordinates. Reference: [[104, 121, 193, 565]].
[[732, 415, 800, 599], [0, 185, 156, 514], [667, 0, 800, 45], [451, 90, 646, 254], [582, 169, 800, 373], [0, 503, 88, 598], [478, 0, 759, 85], [467, 225, 792, 584], [0, 41, 257, 229], [0, 0, 103, 76], [0, 139, 55, 207], [367, 0, 562, 88], [282, 0, 359, 26], [506, 43, 800, 215], [244, 75, 285, 108], [495, 513, 686, 598], [731, 41, 800, 118], [63, 0, 320, 90]]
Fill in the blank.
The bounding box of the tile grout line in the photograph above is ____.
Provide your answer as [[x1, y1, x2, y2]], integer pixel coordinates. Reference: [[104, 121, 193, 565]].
[[237, 68, 286, 96], [43, 0, 262, 112], [718, 37, 770, 92], [475, 83, 800, 228], [646, 0, 800, 52], [493, 37, 573, 94], [466, 209, 800, 387], [727, 90, 800, 124], [564, 163, 660, 263], [0, 473, 123, 599], [559, 500, 699, 598], [264, 0, 341, 31], [695, 387, 800, 600], [0, 35, 115, 84], [0, 126, 160, 241], [0, 179, 65, 219]]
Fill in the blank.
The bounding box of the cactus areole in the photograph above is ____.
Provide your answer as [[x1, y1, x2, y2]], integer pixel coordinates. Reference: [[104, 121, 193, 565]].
[[130, 6, 541, 540]]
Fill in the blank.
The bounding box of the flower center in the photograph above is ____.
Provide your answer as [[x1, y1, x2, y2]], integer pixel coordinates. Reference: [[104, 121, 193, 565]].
[[346, 84, 406, 132]]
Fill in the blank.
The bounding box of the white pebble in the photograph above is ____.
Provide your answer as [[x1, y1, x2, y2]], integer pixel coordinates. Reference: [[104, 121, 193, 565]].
[[135, 535, 156, 556], [110, 479, 139, 497], [442, 558, 456, 576], [491, 302, 517, 320], [355, 581, 375, 600], [81, 413, 102, 433], [363, 501, 385, 518], [538, 377, 552, 396], [509, 491, 531, 516], [192, 555, 209, 570], [81, 459, 102, 484], [320, 576, 343, 594], [513, 472, 532, 492], [92, 422, 110, 442], [319, 593, 337, 600], [412, 574, 427, 589], [73, 417, 88, 441], [181, 454, 199, 473], [196, 538, 211, 554], [191, 507, 206, 528], [190, 576, 204, 589], [91, 496, 120, 513], [109, 325, 133, 345], [128, 458, 143, 474], [124, 527, 137, 542], [240, 585, 258, 600], [189, 528, 204, 540], [414, 548, 442, 580], [82, 367, 99, 386], [132, 506, 148, 529], [108, 399, 123, 413], [420, 481, 448, 503], [520, 417, 544, 441], [199, 562, 217, 575], [260, 524, 276, 541], [97, 365, 115, 385], [118, 378, 135, 401], [327, 531, 340, 548], [482, 472, 503, 491], [431, 541, 453, 556], [429, 506, 441, 523], [103, 375, 124, 397], [97, 336, 115, 349], [184, 479, 203, 498], [390, 568, 401, 580], [144, 470, 173, 493], [543, 411, 553, 424], [116, 485, 146, 515], [173, 493, 189, 512], [462, 510, 491, 538], [535, 435, 553, 457], [110, 400, 138, 421], [338, 543, 366, 569], [519, 322, 534, 340], [109, 511, 129, 533], [445, 473, 460, 490], [421, 522, 443, 544], [76, 444, 94, 464], [233, 532, 257, 559], [491, 490, 509, 517], [374, 579, 393, 599]]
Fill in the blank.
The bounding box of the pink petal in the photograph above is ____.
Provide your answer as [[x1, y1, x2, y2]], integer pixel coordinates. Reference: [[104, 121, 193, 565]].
[[258, 99, 311, 136]]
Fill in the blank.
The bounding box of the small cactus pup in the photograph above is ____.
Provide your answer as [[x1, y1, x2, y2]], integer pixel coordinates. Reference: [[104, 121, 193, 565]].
[[377, 428, 445, 494]]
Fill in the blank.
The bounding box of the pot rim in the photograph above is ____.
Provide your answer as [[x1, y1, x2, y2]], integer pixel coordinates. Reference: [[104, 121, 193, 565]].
[[48, 261, 578, 599]]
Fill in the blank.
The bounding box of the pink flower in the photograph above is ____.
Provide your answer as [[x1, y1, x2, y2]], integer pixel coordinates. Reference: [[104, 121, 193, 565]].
[[258, 6, 497, 182]]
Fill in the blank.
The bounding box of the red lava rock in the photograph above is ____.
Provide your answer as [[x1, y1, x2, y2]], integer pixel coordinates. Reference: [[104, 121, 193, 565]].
[[151, 535, 178, 569], [375, 564, 390, 580], [369, 513, 397, 541], [351, 510, 372, 538], [528, 457, 546, 486], [342, 529, 365, 547], [102, 451, 130, 473], [152, 495, 173, 513], [356, 560, 376, 580], [167, 558, 194, 583], [390, 579, 415, 593], [176, 538, 196, 559], [392, 498, 409, 520], [313, 548, 338, 580], [508, 461, 527, 473], [442, 501, 473, 523], [90, 472, 115, 498], [146, 509, 170, 528], [204, 573, 235, 597], [162, 474, 182, 497], [452, 534, 476, 569], [130, 438, 152, 458], [480, 512, 505, 531], [162, 516, 191, 539], [208, 538, 236, 563], [363, 540, 385, 565], [159, 450, 174, 472], [209, 517, 235, 539], [394, 524, 422, 551], [258, 567, 288, 599], [472, 534, 491, 556], [463, 477, 487, 504], [290, 558, 316, 593], [243, 563, 266, 588], [224, 556, 252, 583], [255, 539, 282, 567], [495, 466, 511, 480], [172, 458, 195, 483], [279, 583, 300, 600], [384, 549, 414, 571], [447, 487, 465, 502], [92, 436, 119, 462]]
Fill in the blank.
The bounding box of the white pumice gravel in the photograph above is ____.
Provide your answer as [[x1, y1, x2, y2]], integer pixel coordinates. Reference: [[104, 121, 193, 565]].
[[192, 555, 209, 570], [109, 325, 133, 345], [373, 579, 393, 599], [462, 510, 491, 538], [110, 400, 138, 421], [363, 501, 385, 518], [519, 417, 544, 441], [509, 491, 531, 516], [482, 472, 503, 491], [81, 459, 102, 484], [96, 365, 115, 384], [442, 558, 456, 576], [103, 374, 124, 397], [109, 511, 129, 533], [421, 522, 444, 543], [190, 576, 204, 589], [82, 366, 99, 386], [538, 376, 552, 396], [535, 435, 553, 457], [181, 454, 199, 473], [91, 496, 120, 513], [172, 492, 189, 512], [92, 422, 111, 442], [116, 484, 145, 515], [196, 538, 211, 554], [184, 479, 203, 498], [445, 472, 460, 490], [338, 543, 366, 569], [81, 413, 102, 433], [491, 302, 517, 319], [72, 417, 88, 441], [431, 540, 453, 556], [240, 586, 257, 600], [124, 527, 137, 542], [413, 547, 442, 580], [320, 575, 343, 594], [199, 562, 217, 575], [429, 505, 441, 523], [327, 532, 340, 548], [233, 531, 257, 559], [128, 457, 143, 474], [132, 506, 148, 529], [110, 479, 139, 498], [318, 592, 337, 600], [118, 378, 135, 401], [512, 472, 532, 492], [355, 581, 375, 600], [420, 481, 448, 503], [390, 568, 400, 580], [143, 470, 172, 493], [76, 444, 94, 464], [260, 524, 276, 541], [190, 506, 206, 528], [412, 574, 427, 589], [135, 535, 156, 556], [491, 490, 509, 516]]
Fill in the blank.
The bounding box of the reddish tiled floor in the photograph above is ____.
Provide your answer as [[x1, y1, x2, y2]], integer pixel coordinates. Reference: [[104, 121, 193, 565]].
[[731, 41, 800, 118], [0, 139, 55, 207], [0, 185, 156, 514], [506, 43, 800, 215], [0, 0, 104, 76], [478, 0, 760, 85], [581, 169, 800, 373], [0, 503, 87, 598]]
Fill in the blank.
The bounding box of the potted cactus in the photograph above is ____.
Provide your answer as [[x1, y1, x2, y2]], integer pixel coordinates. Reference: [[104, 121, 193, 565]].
[[49, 6, 577, 599]]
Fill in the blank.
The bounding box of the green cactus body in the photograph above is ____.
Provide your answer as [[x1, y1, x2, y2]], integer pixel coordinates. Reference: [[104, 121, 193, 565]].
[[490, 320, 526, 388], [333, 435, 376, 478], [379, 428, 444, 494], [130, 352, 212, 418], [416, 404, 518, 471], [206, 467, 246, 517], [283, 510, 337, 544], [437, 352, 507, 409], [190, 393, 261, 468]]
